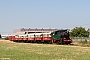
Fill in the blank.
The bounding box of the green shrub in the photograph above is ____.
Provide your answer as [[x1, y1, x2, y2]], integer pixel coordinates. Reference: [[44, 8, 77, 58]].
[[79, 39, 87, 44], [5, 37, 9, 40]]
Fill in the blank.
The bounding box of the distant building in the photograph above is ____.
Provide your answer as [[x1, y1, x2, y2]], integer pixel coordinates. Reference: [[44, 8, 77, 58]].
[[87, 29, 90, 37], [87, 29, 90, 32], [1, 34, 15, 38], [13, 28, 70, 35]]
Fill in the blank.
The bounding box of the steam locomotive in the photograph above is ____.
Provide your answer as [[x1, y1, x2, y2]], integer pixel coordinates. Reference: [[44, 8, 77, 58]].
[[9, 29, 72, 44]]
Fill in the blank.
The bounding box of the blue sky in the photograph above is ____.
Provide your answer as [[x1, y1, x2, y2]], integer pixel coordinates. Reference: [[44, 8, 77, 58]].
[[0, 0, 90, 34]]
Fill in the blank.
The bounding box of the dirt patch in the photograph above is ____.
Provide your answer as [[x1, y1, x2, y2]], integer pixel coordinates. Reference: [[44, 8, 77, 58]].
[[0, 40, 13, 43]]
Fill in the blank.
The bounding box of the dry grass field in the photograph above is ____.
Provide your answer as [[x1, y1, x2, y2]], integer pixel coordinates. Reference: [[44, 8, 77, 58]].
[[0, 40, 90, 60]]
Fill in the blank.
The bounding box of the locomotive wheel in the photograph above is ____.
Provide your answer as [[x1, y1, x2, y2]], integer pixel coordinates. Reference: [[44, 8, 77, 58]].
[[55, 39, 64, 44], [49, 40, 52, 44], [60, 39, 64, 44], [55, 40, 60, 44]]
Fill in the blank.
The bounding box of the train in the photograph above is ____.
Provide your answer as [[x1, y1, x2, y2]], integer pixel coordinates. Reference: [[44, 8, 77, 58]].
[[9, 29, 72, 44]]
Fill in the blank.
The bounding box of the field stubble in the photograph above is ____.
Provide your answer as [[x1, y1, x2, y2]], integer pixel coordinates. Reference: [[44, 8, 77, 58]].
[[0, 40, 90, 60]]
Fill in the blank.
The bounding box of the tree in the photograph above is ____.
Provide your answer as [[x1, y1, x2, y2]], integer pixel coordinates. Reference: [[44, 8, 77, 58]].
[[0, 34, 1, 38], [70, 27, 89, 37]]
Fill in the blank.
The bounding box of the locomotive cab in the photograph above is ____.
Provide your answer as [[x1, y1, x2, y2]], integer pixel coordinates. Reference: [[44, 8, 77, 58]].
[[51, 30, 72, 44]]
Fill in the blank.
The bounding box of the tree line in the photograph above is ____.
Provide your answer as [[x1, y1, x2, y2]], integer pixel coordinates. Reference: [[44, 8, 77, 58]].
[[70, 27, 89, 37]]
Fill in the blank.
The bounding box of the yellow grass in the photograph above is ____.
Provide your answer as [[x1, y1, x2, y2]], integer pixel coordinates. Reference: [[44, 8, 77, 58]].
[[0, 40, 90, 60]]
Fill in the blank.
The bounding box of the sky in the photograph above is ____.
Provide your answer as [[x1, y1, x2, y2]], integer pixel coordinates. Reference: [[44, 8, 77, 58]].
[[0, 0, 90, 34]]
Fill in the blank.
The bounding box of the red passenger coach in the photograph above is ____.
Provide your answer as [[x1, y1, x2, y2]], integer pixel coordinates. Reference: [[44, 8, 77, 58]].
[[42, 33, 52, 40], [9, 36, 12, 41], [9, 36, 15, 41], [28, 33, 35, 41], [9, 32, 52, 43], [35, 33, 42, 40]]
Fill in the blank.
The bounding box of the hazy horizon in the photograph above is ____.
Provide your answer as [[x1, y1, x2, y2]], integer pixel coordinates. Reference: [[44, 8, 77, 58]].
[[0, 0, 90, 34]]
